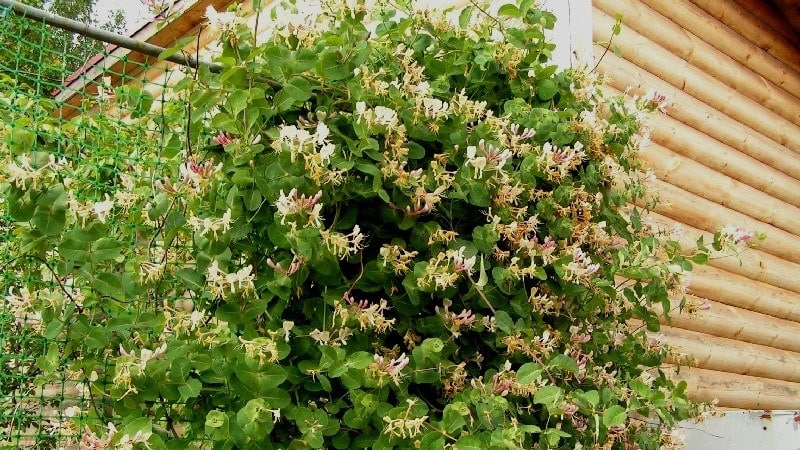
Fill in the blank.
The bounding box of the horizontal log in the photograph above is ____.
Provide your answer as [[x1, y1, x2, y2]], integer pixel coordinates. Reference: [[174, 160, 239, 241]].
[[648, 115, 800, 210], [646, 211, 800, 295], [667, 365, 800, 409], [642, 143, 800, 236], [654, 297, 800, 353], [733, 0, 800, 48], [594, 11, 800, 150], [685, 0, 800, 76], [645, 180, 800, 265], [639, 0, 800, 100], [659, 326, 800, 383], [596, 53, 800, 181], [688, 265, 800, 322], [595, 0, 800, 125]]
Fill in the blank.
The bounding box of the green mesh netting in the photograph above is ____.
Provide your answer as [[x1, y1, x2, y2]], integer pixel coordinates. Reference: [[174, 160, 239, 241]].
[[0, 7, 186, 448]]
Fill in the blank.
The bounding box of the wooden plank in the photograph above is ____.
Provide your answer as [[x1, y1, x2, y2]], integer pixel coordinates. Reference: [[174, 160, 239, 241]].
[[646, 211, 800, 295], [654, 298, 800, 353], [595, 0, 800, 125], [688, 265, 800, 323], [733, 0, 800, 49], [594, 9, 800, 150], [644, 180, 800, 265], [643, 142, 800, 236], [639, 0, 800, 99], [668, 366, 800, 409], [686, 0, 800, 76], [659, 326, 800, 383], [596, 53, 800, 180]]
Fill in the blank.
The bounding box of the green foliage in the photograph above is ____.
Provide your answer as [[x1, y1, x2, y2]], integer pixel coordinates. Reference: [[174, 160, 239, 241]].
[[0, 0, 125, 90], [0, 1, 724, 449]]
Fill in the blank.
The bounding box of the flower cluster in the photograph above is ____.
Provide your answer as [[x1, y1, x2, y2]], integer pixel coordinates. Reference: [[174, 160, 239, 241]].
[[275, 188, 324, 227], [417, 247, 476, 290], [206, 260, 256, 299], [369, 352, 410, 386]]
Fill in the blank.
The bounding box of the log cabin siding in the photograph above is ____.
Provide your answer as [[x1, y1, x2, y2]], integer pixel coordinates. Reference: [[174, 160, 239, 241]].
[[594, 0, 800, 408]]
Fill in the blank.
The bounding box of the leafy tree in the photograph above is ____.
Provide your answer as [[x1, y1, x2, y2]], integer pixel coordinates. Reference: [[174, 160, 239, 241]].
[[0, 0, 124, 92]]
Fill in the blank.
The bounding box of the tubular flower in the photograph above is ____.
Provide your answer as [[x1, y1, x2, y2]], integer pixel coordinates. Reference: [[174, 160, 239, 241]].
[[275, 188, 324, 227], [370, 352, 410, 385]]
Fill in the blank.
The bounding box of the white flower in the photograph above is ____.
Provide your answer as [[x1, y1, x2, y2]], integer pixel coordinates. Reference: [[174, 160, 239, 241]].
[[419, 97, 449, 120], [206, 260, 256, 299], [320, 224, 367, 259], [451, 247, 476, 273], [205, 5, 238, 34], [355, 101, 367, 118], [316, 121, 330, 144], [718, 224, 756, 250], [92, 194, 114, 224], [373, 106, 399, 127], [187, 209, 233, 239]]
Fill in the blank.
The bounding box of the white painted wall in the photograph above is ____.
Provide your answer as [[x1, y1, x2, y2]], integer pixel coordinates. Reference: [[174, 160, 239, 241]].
[[682, 410, 800, 450], [540, 0, 592, 69]]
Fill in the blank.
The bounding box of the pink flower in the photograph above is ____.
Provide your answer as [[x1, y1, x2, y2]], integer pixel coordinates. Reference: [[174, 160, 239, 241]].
[[212, 131, 235, 147], [644, 89, 670, 111]]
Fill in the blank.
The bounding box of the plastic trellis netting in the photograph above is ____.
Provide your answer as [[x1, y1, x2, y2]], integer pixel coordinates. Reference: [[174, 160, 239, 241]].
[[0, 7, 193, 449]]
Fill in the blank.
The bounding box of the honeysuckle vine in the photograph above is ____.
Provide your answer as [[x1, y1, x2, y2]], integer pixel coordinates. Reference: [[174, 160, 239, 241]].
[[0, 0, 762, 449]]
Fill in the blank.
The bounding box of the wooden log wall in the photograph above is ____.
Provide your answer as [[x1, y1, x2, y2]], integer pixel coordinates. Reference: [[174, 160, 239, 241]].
[[594, 0, 800, 409]]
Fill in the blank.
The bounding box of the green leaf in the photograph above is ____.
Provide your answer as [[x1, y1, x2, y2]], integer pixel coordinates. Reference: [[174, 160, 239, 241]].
[[346, 351, 374, 370], [117, 418, 153, 445], [548, 354, 579, 375], [32, 186, 67, 236], [442, 402, 469, 433], [92, 272, 124, 297], [497, 4, 520, 17], [8, 127, 35, 153], [36, 344, 60, 374], [205, 410, 228, 429], [59, 238, 89, 261], [537, 79, 558, 101], [602, 405, 627, 427], [91, 238, 122, 262], [472, 225, 499, 254], [494, 310, 514, 333], [263, 388, 291, 409], [317, 50, 350, 81], [284, 76, 313, 102], [130, 90, 154, 118], [458, 6, 474, 29], [578, 390, 600, 408], [227, 89, 249, 116], [178, 378, 202, 400], [516, 363, 543, 385], [158, 36, 197, 60], [533, 386, 562, 408], [453, 434, 483, 450], [271, 89, 295, 112], [176, 268, 205, 291]]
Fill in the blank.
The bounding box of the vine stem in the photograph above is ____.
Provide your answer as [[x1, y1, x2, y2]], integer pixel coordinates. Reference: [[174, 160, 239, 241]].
[[466, 272, 496, 314], [425, 422, 458, 442], [467, 0, 504, 34]]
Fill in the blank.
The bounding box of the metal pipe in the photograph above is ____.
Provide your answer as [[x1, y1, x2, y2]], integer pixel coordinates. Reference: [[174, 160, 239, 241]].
[[0, 0, 221, 71]]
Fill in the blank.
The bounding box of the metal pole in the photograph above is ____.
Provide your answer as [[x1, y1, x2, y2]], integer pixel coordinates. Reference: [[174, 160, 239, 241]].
[[0, 0, 221, 71]]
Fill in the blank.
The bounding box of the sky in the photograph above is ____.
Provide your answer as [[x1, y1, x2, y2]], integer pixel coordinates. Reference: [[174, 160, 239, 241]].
[[93, 0, 152, 34]]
